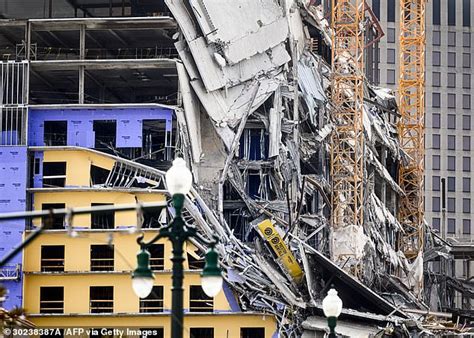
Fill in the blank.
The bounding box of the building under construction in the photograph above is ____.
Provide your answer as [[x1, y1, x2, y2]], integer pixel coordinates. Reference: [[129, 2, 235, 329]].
[[0, 0, 473, 336]]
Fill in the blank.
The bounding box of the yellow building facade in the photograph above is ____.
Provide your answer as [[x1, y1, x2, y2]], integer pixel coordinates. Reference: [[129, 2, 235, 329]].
[[23, 148, 277, 338]]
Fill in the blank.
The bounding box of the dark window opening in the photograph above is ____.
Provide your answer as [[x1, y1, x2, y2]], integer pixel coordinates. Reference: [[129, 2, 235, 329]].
[[387, 0, 395, 22], [140, 328, 164, 338], [142, 119, 169, 162], [91, 203, 114, 229], [448, 0, 456, 26], [139, 286, 164, 313], [90, 286, 113, 313], [148, 244, 165, 270], [43, 162, 66, 188], [224, 209, 255, 242], [142, 207, 164, 228], [241, 328, 265, 338], [40, 287, 64, 313], [187, 250, 205, 270], [90, 245, 114, 271], [41, 245, 65, 272], [189, 285, 213, 312], [190, 328, 214, 338], [433, 0, 441, 25], [463, 0, 471, 27], [372, 0, 380, 19], [44, 121, 67, 146], [94, 120, 116, 150], [42, 203, 65, 229], [239, 129, 269, 160], [90, 165, 110, 186]]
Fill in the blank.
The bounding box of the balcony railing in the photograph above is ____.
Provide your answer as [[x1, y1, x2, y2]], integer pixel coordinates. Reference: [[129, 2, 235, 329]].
[[40, 300, 64, 314], [90, 300, 113, 313], [40, 258, 64, 272], [90, 258, 114, 271]]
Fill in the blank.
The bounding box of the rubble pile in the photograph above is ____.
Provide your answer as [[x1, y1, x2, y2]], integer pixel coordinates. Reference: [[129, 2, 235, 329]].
[[156, 0, 472, 335]]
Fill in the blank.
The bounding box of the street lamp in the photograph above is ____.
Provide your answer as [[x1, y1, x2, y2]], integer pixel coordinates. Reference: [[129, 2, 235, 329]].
[[131, 158, 223, 338], [322, 288, 343, 338]]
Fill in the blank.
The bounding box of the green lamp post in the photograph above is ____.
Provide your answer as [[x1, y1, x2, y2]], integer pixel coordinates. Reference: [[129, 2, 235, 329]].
[[131, 158, 223, 338], [322, 288, 343, 338]]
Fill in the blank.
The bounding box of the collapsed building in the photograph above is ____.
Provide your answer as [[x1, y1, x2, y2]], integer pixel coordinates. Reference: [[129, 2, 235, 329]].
[[0, 0, 472, 336]]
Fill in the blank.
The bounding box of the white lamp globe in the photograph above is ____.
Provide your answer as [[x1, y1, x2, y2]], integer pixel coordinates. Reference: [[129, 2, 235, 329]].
[[165, 158, 192, 195], [132, 276, 154, 298], [322, 288, 343, 318], [201, 275, 223, 297]]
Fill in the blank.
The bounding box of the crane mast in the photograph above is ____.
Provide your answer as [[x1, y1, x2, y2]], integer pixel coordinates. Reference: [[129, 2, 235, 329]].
[[330, 0, 365, 262], [397, 0, 426, 293]]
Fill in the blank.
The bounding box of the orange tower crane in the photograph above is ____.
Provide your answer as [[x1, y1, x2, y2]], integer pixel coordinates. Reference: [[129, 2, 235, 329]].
[[397, 0, 426, 290], [330, 0, 365, 234]]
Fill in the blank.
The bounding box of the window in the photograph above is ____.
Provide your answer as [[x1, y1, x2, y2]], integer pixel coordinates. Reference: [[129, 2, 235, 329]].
[[432, 93, 440, 107], [433, 113, 441, 128], [372, 0, 380, 18], [139, 286, 164, 313], [447, 177, 456, 192], [447, 115, 456, 130], [93, 120, 116, 150], [44, 121, 67, 146], [387, 28, 395, 43], [42, 203, 65, 229], [90, 245, 114, 271], [463, 177, 471, 192], [432, 197, 440, 212], [187, 250, 205, 270], [463, 198, 471, 213], [463, 94, 471, 109], [91, 203, 114, 229], [463, 115, 471, 130], [189, 286, 213, 312], [448, 156, 456, 171], [432, 176, 440, 191], [239, 129, 269, 160], [433, 155, 441, 170], [432, 134, 440, 149], [447, 135, 456, 150], [463, 136, 471, 151], [448, 198, 455, 213], [34, 157, 41, 175], [387, 0, 395, 22], [463, 53, 471, 68], [433, 0, 441, 25], [463, 0, 471, 27], [448, 0, 456, 26], [42, 162, 66, 188], [432, 218, 441, 232], [433, 31, 441, 46], [432, 51, 441, 66], [463, 156, 471, 172], [448, 73, 456, 87], [189, 328, 214, 338], [387, 69, 395, 84], [142, 119, 171, 162], [448, 32, 456, 47], [90, 165, 110, 186], [463, 219, 471, 234], [448, 94, 456, 108], [387, 49, 396, 64], [448, 218, 456, 234], [463, 32, 471, 47], [148, 244, 165, 270], [448, 52, 456, 67], [40, 287, 64, 313], [241, 328, 265, 338], [463, 74, 471, 89], [41, 245, 64, 272], [90, 286, 113, 313], [432, 72, 441, 87]]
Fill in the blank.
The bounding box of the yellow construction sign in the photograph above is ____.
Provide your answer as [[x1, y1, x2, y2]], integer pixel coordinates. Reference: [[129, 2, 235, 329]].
[[257, 219, 304, 283]]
